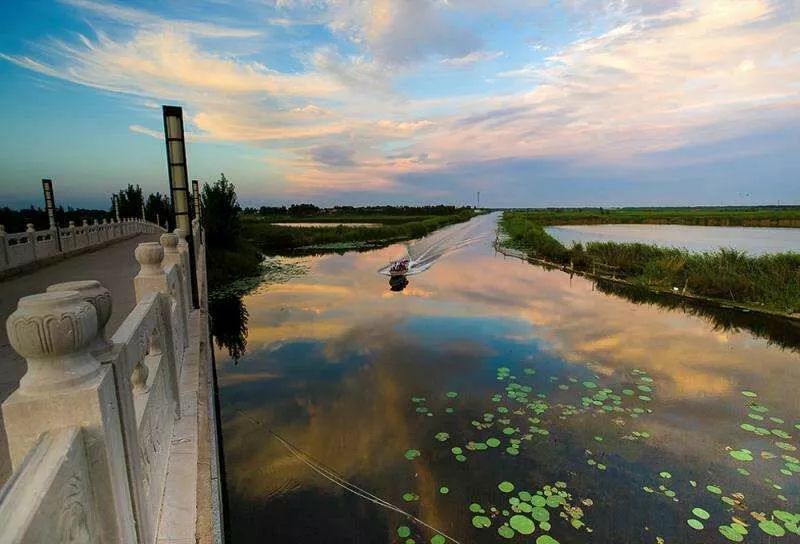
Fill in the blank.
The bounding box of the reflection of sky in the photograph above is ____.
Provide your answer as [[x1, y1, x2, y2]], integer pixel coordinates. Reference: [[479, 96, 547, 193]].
[[218, 215, 799, 543], [547, 224, 800, 256]]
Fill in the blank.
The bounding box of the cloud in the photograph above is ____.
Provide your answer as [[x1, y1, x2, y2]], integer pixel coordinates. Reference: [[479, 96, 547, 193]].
[[280, 0, 483, 66], [1, 29, 342, 99], [3, 0, 799, 204], [308, 143, 356, 167], [441, 50, 504, 67]]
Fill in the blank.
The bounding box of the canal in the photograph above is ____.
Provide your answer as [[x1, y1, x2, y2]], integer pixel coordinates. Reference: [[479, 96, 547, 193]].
[[215, 213, 800, 543]]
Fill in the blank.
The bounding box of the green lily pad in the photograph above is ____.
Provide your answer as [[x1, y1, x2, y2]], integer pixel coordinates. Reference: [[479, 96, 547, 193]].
[[692, 507, 710, 520], [687, 519, 704, 530], [719, 525, 744, 542], [472, 515, 491, 528], [430, 535, 445, 544], [498, 481, 515, 493], [535, 536, 560, 544], [509, 515, 535, 535], [759, 520, 785, 537], [498, 524, 515, 539], [741, 391, 757, 397], [397, 526, 411, 538], [707, 485, 722, 494], [404, 449, 420, 460]]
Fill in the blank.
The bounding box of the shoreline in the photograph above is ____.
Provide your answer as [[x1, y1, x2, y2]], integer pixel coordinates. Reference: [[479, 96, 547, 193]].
[[494, 239, 800, 323]]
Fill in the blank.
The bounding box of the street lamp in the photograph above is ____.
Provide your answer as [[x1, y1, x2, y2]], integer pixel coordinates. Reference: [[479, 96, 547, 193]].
[[162, 105, 199, 308], [41, 178, 61, 251]]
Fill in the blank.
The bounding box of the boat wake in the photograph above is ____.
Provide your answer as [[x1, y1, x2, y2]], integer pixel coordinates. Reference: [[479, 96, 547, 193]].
[[378, 215, 492, 279]]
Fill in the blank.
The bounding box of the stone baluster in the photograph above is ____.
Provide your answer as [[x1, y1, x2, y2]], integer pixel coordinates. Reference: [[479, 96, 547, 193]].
[[92, 219, 100, 244], [0, 225, 7, 269], [3, 291, 137, 543], [25, 223, 37, 260], [46, 280, 113, 360], [160, 233, 191, 326], [134, 242, 186, 376], [68, 220, 76, 250]]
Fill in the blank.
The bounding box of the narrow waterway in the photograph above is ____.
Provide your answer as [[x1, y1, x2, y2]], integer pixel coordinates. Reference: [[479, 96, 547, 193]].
[[216, 213, 800, 543]]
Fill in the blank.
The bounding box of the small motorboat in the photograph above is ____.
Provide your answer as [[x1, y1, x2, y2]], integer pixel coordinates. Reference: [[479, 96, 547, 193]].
[[388, 257, 410, 276]]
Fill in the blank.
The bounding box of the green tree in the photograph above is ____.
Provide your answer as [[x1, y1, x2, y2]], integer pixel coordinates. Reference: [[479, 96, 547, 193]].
[[200, 173, 262, 291], [144, 192, 173, 229], [201, 173, 241, 248], [112, 184, 144, 218]]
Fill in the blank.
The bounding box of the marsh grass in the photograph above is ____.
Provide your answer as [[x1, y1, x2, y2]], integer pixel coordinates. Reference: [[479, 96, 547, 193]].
[[243, 211, 476, 253], [501, 212, 800, 314]]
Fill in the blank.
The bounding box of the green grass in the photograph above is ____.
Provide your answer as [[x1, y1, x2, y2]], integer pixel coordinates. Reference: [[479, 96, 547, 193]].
[[503, 206, 800, 228], [242, 210, 476, 253], [501, 211, 800, 315]]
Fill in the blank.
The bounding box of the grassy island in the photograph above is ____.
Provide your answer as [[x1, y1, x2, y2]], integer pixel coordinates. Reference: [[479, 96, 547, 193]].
[[500, 210, 800, 316], [241, 205, 476, 254]]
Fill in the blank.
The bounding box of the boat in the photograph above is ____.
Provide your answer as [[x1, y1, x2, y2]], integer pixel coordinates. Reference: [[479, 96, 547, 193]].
[[387, 257, 410, 276]]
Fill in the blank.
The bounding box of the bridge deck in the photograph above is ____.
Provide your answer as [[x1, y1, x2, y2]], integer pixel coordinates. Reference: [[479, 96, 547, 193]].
[[0, 233, 159, 484]]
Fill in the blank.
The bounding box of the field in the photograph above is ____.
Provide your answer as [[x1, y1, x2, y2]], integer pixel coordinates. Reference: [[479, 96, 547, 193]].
[[500, 210, 800, 316], [242, 207, 476, 253], [505, 206, 800, 228]]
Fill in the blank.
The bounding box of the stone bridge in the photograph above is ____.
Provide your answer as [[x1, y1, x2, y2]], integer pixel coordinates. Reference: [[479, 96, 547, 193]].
[[0, 219, 223, 543]]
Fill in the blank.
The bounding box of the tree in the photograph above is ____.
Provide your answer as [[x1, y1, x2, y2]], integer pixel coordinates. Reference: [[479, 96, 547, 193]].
[[201, 173, 241, 248], [112, 184, 144, 218], [144, 192, 173, 229]]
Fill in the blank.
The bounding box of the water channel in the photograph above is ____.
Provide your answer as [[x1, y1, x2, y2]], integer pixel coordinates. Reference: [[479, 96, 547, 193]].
[[215, 213, 800, 543]]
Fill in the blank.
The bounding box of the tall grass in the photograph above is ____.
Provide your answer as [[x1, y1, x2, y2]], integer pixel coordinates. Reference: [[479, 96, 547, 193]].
[[243, 211, 476, 253], [501, 212, 800, 314]]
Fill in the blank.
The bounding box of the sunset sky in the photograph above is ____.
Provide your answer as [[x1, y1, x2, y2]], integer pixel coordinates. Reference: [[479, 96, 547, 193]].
[[1, 0, 798, 208]]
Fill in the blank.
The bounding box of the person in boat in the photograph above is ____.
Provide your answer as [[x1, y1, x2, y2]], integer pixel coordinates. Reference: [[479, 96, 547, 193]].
[[389, 258, 410, 274]]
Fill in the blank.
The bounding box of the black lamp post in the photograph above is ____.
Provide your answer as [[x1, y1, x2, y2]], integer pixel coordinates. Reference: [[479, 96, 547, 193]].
[[41, 178, 61, 252], [162, 105, 199, 308]]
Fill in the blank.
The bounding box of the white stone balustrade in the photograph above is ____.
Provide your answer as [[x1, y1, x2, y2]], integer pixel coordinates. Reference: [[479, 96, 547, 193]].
[[0, 223, 209, 544], [0, 218, 165, 276], [2, 290, 137, 543]]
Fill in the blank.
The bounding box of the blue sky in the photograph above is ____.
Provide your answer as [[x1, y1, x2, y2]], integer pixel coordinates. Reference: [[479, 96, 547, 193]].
[[0, 0, 798, 209]]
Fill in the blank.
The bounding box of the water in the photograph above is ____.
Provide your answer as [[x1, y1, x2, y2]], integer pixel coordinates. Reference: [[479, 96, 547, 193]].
[[546, 224, 800, 255], [215, 214, 800, 543]]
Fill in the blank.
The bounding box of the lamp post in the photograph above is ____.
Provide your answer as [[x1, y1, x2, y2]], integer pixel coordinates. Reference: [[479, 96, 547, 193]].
[[42, 179, 61, 252], [162, 105, 199, 308], [191, 179, 201, 221]]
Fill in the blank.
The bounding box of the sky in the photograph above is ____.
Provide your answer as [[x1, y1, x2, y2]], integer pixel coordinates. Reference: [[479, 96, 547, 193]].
[[0, 0, 798, 209]]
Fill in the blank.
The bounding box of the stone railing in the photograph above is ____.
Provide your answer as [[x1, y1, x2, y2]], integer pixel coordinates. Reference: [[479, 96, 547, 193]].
[[0, 227, 212, 544], [0, 218, 165, 275]]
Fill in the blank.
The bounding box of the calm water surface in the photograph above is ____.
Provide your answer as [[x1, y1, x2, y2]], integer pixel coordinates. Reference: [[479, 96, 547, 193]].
[[217, 214, 800, 543], [546, 224, 800, 255]]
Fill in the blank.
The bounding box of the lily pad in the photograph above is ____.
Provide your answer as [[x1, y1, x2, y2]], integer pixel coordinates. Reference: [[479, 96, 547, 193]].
[[404, 449, 421, 460], [498, 481, 515, 493], [509, 515, 535, 535], [758, 520, 785, 537]]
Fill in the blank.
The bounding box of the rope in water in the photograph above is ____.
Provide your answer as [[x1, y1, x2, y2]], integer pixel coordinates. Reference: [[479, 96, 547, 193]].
[[237, 410, 464, 544]]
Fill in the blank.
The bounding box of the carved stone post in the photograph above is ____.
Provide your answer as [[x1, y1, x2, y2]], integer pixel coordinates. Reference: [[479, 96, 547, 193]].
[[160, 233, 190, 330], [47, 280, 113, 360], [68, 220, 76, 251], [25, 223, 36, 260], [0, 225, 8, 269], [92, 219, 100, 245], [3, 291, 137, 543], [135, 241, 187, 374]]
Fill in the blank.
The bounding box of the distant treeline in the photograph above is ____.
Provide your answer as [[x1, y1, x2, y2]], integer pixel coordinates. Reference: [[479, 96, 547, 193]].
[[501, 211, 800, 315], [244, 204, 473, 219], [0, 206, 112, 233], [1, 183, 175, 233], [503, 206, 800, 228]]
